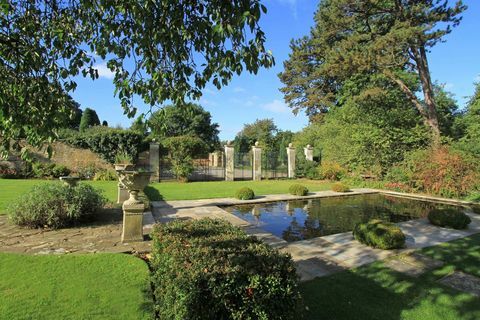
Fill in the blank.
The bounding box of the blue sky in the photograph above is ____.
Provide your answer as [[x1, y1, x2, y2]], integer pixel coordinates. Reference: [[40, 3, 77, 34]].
[[70, 0, 480, 141]]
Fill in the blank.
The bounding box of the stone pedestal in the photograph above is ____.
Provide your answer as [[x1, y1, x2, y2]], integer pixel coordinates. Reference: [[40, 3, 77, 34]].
[[287, 143, 296, 178], [149, 142, 160, 182], [121, 202, 145, 242], [252, 142, 262, 181], [225, 142, 234, 181], [117, 183, 129, 204], [304, 144, 314, 161]]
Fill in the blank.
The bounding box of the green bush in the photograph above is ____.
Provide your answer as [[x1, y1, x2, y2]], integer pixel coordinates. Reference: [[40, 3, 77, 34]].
[[8, 183, 106, 229], [353, 219, 406, 250], [93, 169, 117, 181], [289, 184, 309, 196], [295, 157, 320, 179], [31, 162, 71, 178], [318, 161, 347, 181], [63, 127, 145, 164], [235, 187, 255, 200], [331, 182, 350, 192], [150, 218, 301, 320], [427, 208, 471, 229], [163, 135, 208, 182]]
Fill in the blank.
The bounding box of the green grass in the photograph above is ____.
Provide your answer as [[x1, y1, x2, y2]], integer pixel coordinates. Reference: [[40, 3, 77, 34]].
[[300, 233, 480, 320], [145, 179, 334, 201], [0, 253, 153, 320]]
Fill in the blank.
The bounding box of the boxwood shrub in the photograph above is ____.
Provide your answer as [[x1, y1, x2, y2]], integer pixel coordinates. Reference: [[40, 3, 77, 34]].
[[150, 218, 301, 320], [427, 208, 471, 229], [289, 184, 309, 196], [8, 183, 106, 229], [235, 187, 255, 200], [331, 182, 350, 193], [353, 219, 406, 250]]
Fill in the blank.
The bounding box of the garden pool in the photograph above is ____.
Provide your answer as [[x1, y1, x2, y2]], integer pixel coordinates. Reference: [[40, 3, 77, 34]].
[[223, 193, 462, 242]]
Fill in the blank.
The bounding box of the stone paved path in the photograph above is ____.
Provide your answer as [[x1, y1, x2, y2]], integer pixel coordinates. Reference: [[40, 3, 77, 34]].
[[384, 252, 444, 277], [151, 189, 480, 281], [439, 271, 480, 297], [0, 209, 152, 254]]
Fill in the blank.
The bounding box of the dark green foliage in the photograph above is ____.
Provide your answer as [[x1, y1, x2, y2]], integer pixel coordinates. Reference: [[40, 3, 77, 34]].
[[235, 187, 255, 200], [79, 108, 100, 132], [101, 120, 108, 127], [150, 218, 301, 320], [289, 184, 309, 196], [1, 1, 273, 155], [8, 183, 106, 229], [455, 83, 480, 157], [353, 219, 406, 250], [163, 135, 208, 181], [331, 182, 350, 193], [149, 103, 220, 151], [428, 208, 471, 230], [235, 119, 278, 152], [295, 157, 319, 179], [472, 205, 480, 214], [63, 127, 145, 164], [31, 162, 71, 179]]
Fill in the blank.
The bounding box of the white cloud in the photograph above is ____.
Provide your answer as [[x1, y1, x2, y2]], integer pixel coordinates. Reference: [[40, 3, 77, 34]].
[[199, 97, 218, 107], [261, 99, 290, 114], [270, 0, 299, 19], [233, 86, 246, 93], [93, 63, 115, 79]]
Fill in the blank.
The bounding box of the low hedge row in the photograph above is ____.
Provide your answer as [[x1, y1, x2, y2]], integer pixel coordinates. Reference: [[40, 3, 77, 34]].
[[428, 208, 471, 229], [150, 218, 301, 320], [353, 219, 405, 250], [289, 184, 309, 196]]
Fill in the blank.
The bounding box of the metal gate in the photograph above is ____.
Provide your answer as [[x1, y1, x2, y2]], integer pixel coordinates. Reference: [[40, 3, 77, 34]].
[[189, 158, 225, 181], [234, 151, 253, 180], [262, 151, 288, 179]]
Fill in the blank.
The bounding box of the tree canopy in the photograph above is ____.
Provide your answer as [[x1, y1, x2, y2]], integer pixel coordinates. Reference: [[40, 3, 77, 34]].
[[79, 108, 101, 132], [234, 118, 278, 152], [0, 0, 274, 157], [149, 103, 220, 151], [279, 0, 466, 142]]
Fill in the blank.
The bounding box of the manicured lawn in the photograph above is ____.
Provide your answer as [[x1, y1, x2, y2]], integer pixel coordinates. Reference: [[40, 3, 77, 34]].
[[300, 233, 480, 320], [145, 179, 334, 201], [0, 178, 334, 213], [0, 253, 153, 320]]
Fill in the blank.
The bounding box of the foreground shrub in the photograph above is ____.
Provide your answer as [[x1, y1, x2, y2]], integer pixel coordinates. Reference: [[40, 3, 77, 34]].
[[318, 161, 347, 181], [151, 219, 301, 320], [331, 182, 350, 192], [8, 183, 106, 229], [235, 187, 255, 200], [289, 184, 309, 196], [353, 219, 405, 249], [427, 208, 471, 229]]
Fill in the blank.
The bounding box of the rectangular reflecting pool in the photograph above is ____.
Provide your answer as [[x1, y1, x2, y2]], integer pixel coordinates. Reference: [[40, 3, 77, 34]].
[[222, 193, 463, 242]]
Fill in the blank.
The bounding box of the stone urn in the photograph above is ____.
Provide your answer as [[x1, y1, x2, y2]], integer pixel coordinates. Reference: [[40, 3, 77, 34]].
[[117, 170, 153, 206], [59, 176, 80, 187], [114, 163, 135, 172]]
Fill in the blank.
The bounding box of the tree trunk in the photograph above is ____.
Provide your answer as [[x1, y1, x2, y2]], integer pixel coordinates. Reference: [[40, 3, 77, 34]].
[[411, 44, 441, 143]]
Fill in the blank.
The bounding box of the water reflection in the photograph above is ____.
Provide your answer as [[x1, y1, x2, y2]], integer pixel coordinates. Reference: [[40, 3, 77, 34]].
[[225, 194, 463, 242]]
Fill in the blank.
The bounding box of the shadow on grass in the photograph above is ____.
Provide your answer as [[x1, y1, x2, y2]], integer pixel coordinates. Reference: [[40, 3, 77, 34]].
[[300, 262, 480, 320], [144, 186, 163, 201]]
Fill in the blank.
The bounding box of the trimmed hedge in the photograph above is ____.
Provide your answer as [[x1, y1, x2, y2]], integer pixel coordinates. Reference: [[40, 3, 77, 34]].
[[353, 219, 405, 250], [289, 184, 309, 196], [427, 208, 471, 229], [235, 187, 255, 200], [331, 182, 350, 192], [150, 218, 301, 320], [8, 183, 106, 229], [31, 162, 71, 179]]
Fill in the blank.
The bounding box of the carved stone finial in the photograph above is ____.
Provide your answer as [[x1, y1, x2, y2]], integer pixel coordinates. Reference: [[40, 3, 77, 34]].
[[288, 143, 293, 148], [255, 141, 259, 147]]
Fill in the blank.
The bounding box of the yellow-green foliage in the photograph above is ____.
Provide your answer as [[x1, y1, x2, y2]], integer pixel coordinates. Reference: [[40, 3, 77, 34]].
[[235, 187, 255, 200], [353, 219, 405, 250], [331, 182, 350, 192], [289, 184, 309, 196]]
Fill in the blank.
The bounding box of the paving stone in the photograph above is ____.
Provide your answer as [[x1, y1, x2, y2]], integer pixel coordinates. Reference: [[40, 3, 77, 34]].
[[439, 271, 480, 297], [385, 253, 444, 277], [295, 257, 345, 281]]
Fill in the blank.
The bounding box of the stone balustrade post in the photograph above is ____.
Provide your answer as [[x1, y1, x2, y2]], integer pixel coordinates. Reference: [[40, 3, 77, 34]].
[[149, 141, 160, 182], [213, 152, 220, 167], [252, 142, 262, 181], [304, 144, 314, 161], [117, 183, 129, 204], [122, 202, 145, 242], [286, 143, 296, 178], [224, 141, 234, 181]]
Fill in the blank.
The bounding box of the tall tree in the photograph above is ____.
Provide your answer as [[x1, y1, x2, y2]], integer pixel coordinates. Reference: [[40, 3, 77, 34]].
[[0, 0, 274, 157], [149, 103, 220, 151], [279, 0, 466, 142], [79, 108, 100, 132], [235, 118, 278, 151]]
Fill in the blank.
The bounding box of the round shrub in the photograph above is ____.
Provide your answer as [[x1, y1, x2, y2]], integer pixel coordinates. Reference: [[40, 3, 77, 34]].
[[235, 187, 255, 200], [8, 183, 106, 229], [331, 182, 350, 192], [289, 184, 309, 196], [353, 219, 406, 250], [427, 208, 471, 229], [151, 218, 301, 320]]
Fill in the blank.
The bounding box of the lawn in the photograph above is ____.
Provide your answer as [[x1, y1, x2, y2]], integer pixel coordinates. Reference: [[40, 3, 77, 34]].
[[300, 233, 480, 320], [0, 253, 153, 320], [0, 178, 334, 213]]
